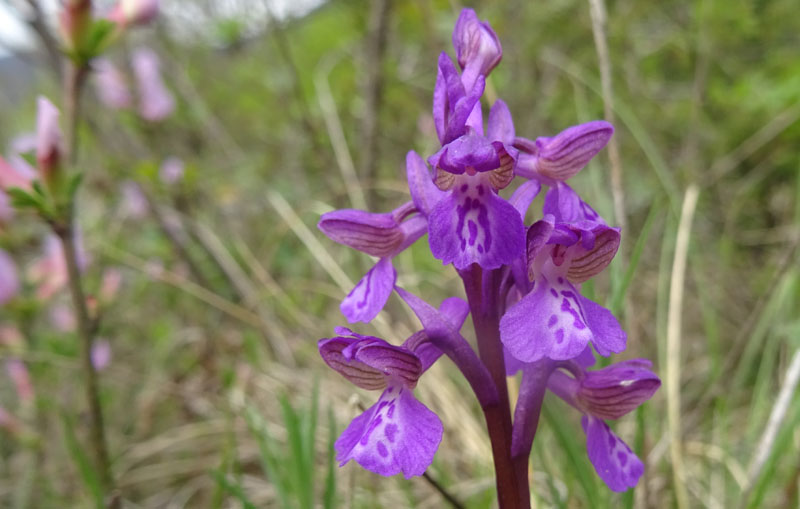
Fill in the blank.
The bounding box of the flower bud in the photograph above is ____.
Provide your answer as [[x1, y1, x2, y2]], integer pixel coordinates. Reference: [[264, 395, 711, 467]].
[[109, 0, 159, 28], [59, 0, 92, 52], [576, 360, 660, 420], [35, 97, 63, 187], [452, 9, 502, 79]]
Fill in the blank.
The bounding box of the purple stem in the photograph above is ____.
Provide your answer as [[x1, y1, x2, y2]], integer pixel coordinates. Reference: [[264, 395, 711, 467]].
[[511, 360, 557, 460], [394, 286, 497, 407], [460, 265, 528, 509]]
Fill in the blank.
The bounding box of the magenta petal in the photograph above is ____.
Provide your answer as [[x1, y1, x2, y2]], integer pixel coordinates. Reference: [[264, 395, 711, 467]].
[[319, 209, 404, 257], [406, 151, 446, 216], [565, 225, 620, 283], [430, 133, 501, 175], [508, 179, 542, 219], [340, 258, 396, 323], [500, 271, 592, 362], [428, 182, 524, 270], [438, 297, 469, 330], [579, 295, 626, 356], [582, 416, 644, 492], [336, 385, 442, 479], [543, 183, 604, 224], [504, 346, 525, 376], [132, 48, 174, 122], [578, 360, 660, 420], [535, 121, 613, 181], [487, 100, 515, 145]]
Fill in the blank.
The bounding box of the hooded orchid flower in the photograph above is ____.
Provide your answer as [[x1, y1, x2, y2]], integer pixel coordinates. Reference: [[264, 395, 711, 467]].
[[500, 185, 625, 362], [548, 356, 660, 491], [320, 297, 469, 478], [318, 152, 445, 323], [427, 54, 524, 270]]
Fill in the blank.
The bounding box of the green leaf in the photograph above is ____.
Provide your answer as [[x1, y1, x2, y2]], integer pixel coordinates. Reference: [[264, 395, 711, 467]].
[[323, 407, 337, 509], [243, 405, 291, 509], [67, 173, 84, 201], [210, 470, 257, 509], [6, 187, 45, 212], [84, 19, 117, 59]]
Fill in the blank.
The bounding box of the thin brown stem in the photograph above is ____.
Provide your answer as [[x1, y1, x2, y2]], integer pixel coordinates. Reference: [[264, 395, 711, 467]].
[[56, 225, 118, 507], [63, 62, 89, 165]]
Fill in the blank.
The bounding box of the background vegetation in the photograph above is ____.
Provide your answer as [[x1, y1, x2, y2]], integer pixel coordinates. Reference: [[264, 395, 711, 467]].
[[0, 0, 799, 507]]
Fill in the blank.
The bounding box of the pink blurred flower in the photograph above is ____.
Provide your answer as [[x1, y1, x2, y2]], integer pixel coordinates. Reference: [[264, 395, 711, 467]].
[[49, 303, 77, 332], [6, 359, 34, 403], [0, 155, 33, 192], [94, 59, 132, 110], [108, 0, 159, 28], [132, 47, 174, 122], [0, 190, 13, 223], [121, 180, 149, 218], [36, 97, 63, 182], [91, 340, 112, 371], [0, 325, 23, 348], [0, 249, 19, 305], [100, 268, 123, 302], [28, 233, 89, 301], [159, 157, 184, 185]]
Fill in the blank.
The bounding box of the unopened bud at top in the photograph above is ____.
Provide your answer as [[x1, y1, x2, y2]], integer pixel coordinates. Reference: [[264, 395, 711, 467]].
[[59, 0, 92, 52], [109, 0, 159, 28], [452, 9, 502, 80], [35, 97, 63, 185]]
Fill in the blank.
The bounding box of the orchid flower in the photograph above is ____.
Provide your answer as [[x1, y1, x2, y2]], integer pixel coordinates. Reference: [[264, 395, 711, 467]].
[[317, 151, 443, 323], [316, 8, 658, 500], [500, 186, 625, 362], [320, 297, 469, 478], [427, 54, 524, 270], [548, 357, 660, 491]]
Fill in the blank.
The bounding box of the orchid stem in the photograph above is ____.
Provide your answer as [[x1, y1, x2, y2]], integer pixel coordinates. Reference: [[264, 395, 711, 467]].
[[461, 264, 528, 509]]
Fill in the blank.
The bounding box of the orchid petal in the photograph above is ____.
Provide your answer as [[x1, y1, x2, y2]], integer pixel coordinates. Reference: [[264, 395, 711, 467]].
[[534, 121, 613, 182], [579, 295, 626, 356], [582, 416, 644, 492], [340, 257, 396, 323], [500, 269, 592, 362], [428, 180, 524, 270], [543, 183, 604, 224], [319, 209, 404, 257], [336, 385, 442, 479], [406, 151, 446, 216], [578, 360, 660, 420], [487, 100, 515, 144], [508, 178, 542, 219]]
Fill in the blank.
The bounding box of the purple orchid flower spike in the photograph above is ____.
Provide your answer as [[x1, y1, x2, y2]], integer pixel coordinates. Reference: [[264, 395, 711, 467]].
[[318, 200, 426, 323], [320, 298, 469, 478], [427, 100, 524, 270], [514, 121, 614, 184], [548, 358, 660, 491], [500, 214, 624, 362]]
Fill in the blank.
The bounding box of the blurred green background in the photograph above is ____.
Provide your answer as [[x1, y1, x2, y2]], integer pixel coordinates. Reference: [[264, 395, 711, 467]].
[[0, 0, 799, 507]]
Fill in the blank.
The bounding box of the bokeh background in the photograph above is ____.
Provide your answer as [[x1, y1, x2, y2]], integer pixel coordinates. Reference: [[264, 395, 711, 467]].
[[1, 0, 799, 507]]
